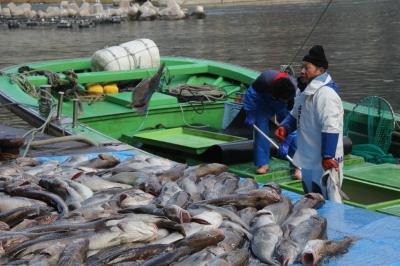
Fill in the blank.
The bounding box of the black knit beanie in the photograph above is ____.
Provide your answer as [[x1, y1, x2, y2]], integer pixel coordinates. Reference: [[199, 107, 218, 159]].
[[303, 45, 329, 69]]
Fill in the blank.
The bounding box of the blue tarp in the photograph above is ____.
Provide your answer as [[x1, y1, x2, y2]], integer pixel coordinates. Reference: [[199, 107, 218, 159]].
[[283, 190, 400, 266], [34, 152, 400, 265], [35, 151, 137, 164]]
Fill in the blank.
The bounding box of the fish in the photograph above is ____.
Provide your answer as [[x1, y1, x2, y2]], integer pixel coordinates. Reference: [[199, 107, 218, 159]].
[[292, 193, 325, 211], [0, 206, 47, 228], [73, 174, 132, 191], [321, 168, 349, 203], [192, 203, 250, 231], [57, 238, 89, 266], [129, 63, 166, 115], [141, 229, 225, 266], [235, 178, 258, 194], [260, 195, 293, 225], [281, 208, 318, 237], [301, 237, 356, 266], [7, 185, 69, 217], [251, 223, 282, 265], [118, 189, 155, 208], [238, 207, 258, 226], [38, 177, 82, 210], [276, 215, 327, 265], [207, 248, 250, 266], [202, 175, 238, 200], [184, 163, 229, 179], [196, 189, 281, 209], [93, 244, 172, 265], [27, 242, 66, 266], [157, 163, 187, 184]]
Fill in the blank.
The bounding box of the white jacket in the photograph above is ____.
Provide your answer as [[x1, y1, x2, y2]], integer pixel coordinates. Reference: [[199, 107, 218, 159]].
[[291, 73, 344, 169]]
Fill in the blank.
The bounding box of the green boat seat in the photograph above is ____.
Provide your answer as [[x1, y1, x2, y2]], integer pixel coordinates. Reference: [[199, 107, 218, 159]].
[[105, 92, 178, 109]]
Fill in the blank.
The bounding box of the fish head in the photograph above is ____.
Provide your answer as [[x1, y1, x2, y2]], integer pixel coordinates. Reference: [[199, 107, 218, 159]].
[[276, 238, 300, 266], [263, 182, 282, 194], [252, 209, 275, 228], [164, 204, 191, 223], [186, 229, 225, 249], [301, 239, 325, 266]]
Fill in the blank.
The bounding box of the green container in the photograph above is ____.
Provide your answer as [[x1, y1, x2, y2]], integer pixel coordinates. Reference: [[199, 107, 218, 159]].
[[130, 127, 246, 154], [280, 177, 400, 212]]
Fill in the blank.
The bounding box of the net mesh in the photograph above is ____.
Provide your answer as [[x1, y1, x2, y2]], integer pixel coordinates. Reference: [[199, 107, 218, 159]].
[[344, 96, 396, 163]]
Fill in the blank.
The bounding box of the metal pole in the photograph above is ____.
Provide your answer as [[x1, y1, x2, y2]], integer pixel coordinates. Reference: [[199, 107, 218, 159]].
[[72, 99, 78, 128], [253, 124, 298, 167], [56, 91, 64, 121]]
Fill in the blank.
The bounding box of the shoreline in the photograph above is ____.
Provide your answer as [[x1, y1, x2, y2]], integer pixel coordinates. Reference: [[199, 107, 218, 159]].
[[0, 0, 325, 6]]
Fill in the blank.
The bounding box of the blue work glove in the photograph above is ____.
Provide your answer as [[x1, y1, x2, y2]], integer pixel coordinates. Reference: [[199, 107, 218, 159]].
[[244, 111, 256, 127], [277, 133, 295, 159], [278, 142, 289, 158]]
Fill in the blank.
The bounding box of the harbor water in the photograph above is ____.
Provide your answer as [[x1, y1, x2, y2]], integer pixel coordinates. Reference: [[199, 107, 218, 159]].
[[0, 0, 399, 128]]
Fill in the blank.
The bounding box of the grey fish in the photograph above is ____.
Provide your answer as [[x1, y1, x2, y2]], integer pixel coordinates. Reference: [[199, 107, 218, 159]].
[[193, 203, 250, 231], [157, 163, 187, 184], [277, 215, 327, 266], [235, 178, 258, 194], [7, 185, 69, 217], [166, 191, 191, 208], [251, 223, 282, 265], [260, 195, 292, 225], [130, 63, 166, 115], [238, 207, 257, 226], [142, 229, 225, 266], [184, 163, 229, 180], [321, 169, 349, 203], [203, 175, 238, 200], [197, 189, 281, 209], [97, 244, 172, 265], [207, 248, 249, 266], [0, 206, 48, 228], [301, 237, 356, 266], [293, 193, 325, 211], [282, 208, 318, 237], [57, 238, 89, 266], [39, 177, 82, 210]]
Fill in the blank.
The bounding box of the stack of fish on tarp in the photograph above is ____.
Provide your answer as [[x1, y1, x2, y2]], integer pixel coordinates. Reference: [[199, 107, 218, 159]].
[[0, 153, 356, 265]]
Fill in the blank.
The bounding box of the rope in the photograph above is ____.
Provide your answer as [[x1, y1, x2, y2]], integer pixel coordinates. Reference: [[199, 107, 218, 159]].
[[178, 103, 208, 128], [21, 88, 57, 158], [286, 0, 335, 68]]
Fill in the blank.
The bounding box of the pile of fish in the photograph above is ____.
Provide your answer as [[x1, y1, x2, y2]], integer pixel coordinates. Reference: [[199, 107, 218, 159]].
[[0, 153, 356, 265]]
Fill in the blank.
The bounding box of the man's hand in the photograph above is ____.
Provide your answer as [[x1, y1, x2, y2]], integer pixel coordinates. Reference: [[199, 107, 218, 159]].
[[322, 158, 339, 171], [275, 127, 287, 142], [244, 112, 256, 127], [278, 142, 289, 159]]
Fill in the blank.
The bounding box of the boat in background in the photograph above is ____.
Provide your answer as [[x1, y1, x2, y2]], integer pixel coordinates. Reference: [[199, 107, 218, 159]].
[[0, 55, 399, 216]]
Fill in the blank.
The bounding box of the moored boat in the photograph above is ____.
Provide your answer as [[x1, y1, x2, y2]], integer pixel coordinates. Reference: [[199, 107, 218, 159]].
[[0, 53, 399, 215]]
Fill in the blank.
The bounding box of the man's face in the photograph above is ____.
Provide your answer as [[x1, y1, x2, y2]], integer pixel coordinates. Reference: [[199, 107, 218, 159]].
[[300, 61, 325, 83]]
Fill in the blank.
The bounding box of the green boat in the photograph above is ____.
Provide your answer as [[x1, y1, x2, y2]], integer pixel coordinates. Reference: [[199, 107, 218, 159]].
[[0, 56, 399, 215]]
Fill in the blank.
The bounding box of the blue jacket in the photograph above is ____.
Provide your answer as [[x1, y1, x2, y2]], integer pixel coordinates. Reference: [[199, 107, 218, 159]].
[[243, 70, 296, 166]]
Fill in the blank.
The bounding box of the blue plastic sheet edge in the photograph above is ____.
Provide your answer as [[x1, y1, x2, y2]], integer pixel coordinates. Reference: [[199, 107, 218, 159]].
[[254, 179, 400, 265], [34, 151, 137, 164]]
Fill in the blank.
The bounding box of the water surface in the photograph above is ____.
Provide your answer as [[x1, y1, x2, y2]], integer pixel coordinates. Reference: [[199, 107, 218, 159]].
[[0, 0, 399, 129]]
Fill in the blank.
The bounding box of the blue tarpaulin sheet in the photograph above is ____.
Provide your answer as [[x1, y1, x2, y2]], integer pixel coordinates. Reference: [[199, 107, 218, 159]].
[[35, 151, 137, 164], [34, 153, 400, 265], [283, 190, 400, 266]]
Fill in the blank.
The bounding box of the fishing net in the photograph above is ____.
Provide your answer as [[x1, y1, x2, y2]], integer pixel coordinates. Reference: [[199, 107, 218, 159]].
[[344, 96, 396, 163]]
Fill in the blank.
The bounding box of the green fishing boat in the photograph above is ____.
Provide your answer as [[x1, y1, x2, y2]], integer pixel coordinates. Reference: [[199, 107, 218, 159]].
[[0, 55, 399, 215]]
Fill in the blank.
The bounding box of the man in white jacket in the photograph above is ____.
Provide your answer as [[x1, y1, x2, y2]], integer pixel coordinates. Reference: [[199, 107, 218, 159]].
[[275, 45, 344, 198]]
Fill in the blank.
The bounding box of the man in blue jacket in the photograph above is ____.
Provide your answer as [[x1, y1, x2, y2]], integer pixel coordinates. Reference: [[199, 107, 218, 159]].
[[243, 70, 300, 176], [275, 45, 343, 198]]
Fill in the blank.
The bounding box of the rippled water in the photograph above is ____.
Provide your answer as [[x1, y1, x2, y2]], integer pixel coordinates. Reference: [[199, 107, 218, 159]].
[[0, 0, 399, 129]]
